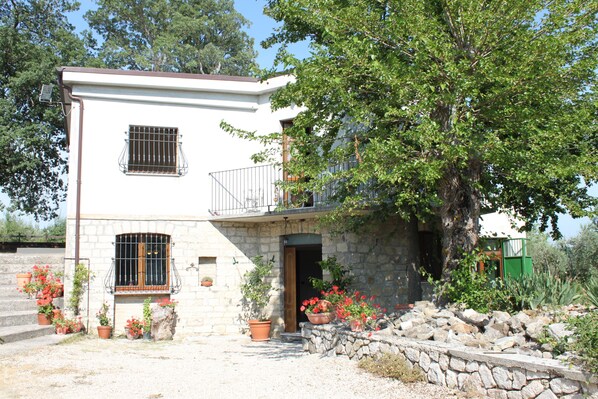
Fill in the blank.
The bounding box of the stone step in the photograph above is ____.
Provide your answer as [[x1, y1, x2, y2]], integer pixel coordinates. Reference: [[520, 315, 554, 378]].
[[0, 271, 24, 285], [0, 323, 55, 344], [0, 310, 38, 327], [0, 331, 76, 358], [0, 285, 23, 296], [0, 295, 64, 308], [280, 332, 302, 343], [0, 297, 37, 312]]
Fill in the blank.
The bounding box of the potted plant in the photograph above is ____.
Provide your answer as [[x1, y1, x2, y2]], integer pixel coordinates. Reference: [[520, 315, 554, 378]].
[[300, 297, 334, 325], [142, 297, 152, 340], [36, 296, 54, 325], [240, 255, 276, 341], [200, 276, 213, 287], [96, 302, 112, 339], [53, 316, 68, 335], [125, 317, 144, 340], [16, 272, 32, 290], [335, 291, 382, 332]]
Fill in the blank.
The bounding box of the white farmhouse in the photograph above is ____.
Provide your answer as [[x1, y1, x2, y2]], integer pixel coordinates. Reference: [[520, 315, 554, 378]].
[[57, 67, 527, 337]]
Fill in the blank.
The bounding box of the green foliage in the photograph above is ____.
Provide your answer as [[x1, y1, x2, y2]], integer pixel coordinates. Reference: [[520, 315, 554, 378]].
[[427, 252, 513, 313], [535, 327, 569, 357], [244, 0, 598, 273], [96, 302, 111, 327], [358, 354, 424, 383], [0, 0, 88, 220], [309, 256, 353, 292], [240, 255, 276, 320], [527, 230, 568, 276], [583, 276, 598, 307], [69, 264, 91, 316], [85, 0, 257, 75], [566, 311, 598, 374], [0, 214, 66, 242], [563, 224, 598, 280], [0, 213, 36, 240], [504, 272, 583, 311], [143, 297, 152, 333]]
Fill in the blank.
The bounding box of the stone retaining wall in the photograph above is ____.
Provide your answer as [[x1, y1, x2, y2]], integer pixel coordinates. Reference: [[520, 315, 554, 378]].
[[302, 323, 598, 399]]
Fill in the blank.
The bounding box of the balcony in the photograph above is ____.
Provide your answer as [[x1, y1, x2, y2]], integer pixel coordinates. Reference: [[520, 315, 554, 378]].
[[208, 163, 353, 218]]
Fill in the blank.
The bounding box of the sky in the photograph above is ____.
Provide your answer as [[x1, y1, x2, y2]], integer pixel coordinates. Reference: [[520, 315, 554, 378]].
[[5, 0, 596, 237], [69, 0, 310, 69]]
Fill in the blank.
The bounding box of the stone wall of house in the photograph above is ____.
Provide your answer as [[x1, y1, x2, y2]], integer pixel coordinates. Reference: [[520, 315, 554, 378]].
[[303, 323, 598, 399], [64, 215, 421, 337]]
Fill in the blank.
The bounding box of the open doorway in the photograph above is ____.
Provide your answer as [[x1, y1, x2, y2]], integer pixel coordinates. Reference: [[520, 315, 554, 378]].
[[283, 237, 322, 332]]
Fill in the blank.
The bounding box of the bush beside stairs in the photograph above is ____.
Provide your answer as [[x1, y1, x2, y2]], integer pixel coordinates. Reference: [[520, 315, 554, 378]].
[[0, 254, 64, 345]]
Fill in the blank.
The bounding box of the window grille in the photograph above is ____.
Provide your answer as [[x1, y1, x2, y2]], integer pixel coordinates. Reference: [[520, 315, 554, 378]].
[[118, 125, 188, 175], [114, 233, 170, 292]]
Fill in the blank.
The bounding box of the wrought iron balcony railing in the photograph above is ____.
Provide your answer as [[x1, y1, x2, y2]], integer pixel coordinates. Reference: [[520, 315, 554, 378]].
[[209, 163, 354, 216]]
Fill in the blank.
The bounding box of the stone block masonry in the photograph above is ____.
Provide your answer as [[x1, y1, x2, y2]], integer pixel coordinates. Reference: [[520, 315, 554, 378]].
[[64, 215, 423, 337], [302, 323, 598, 399]]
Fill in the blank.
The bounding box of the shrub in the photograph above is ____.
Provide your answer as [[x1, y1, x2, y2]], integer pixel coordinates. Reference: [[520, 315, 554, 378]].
[[358, 354, 424, 382], [69, 263, 91, 315], [427, 251, 513, 313], [143, 297, 152, 333], [240, 255, 276, 320], [504, 272, 583, 310], [309, 256, 353, 292], [566, 311, 598, 374], [582, 275, 598, 307]]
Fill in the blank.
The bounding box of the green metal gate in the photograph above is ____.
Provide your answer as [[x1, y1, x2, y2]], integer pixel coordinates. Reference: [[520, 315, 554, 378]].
[[502, 238, 533, 279]]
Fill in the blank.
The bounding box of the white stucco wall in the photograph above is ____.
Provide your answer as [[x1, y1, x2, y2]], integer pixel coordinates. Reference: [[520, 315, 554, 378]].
[[62, 69, 297, 221], [480, 211, 526, 239]]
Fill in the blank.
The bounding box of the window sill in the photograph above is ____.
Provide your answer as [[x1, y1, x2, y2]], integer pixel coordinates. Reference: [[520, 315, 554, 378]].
[[114, 289, 171, 296]]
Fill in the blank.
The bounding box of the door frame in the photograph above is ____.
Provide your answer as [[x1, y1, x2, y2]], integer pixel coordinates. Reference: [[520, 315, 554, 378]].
[[283, 242, 322, 332]]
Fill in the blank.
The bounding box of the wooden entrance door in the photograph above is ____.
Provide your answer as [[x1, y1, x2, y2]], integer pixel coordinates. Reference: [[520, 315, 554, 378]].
[[283, 247, 297, 332]]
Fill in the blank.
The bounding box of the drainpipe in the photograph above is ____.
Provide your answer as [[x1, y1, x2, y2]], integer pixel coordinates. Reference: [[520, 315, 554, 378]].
[[58, 70, 84, 267]]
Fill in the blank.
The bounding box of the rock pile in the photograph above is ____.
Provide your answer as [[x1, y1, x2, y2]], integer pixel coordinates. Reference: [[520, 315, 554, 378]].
[[379, 301, 591, 359], [151, 306, 177, 340]]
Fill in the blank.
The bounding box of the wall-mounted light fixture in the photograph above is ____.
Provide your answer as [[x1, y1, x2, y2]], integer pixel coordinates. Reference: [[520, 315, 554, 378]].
[[39, 84, 54, 103]]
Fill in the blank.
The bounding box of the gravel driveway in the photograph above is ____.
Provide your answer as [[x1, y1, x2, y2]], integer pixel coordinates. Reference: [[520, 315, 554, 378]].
[[0, 335, 472, 399]]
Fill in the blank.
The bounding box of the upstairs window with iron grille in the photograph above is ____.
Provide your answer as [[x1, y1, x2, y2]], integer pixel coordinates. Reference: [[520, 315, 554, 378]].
[[119, 125, 188, 175], [115, 233, 170, 292]]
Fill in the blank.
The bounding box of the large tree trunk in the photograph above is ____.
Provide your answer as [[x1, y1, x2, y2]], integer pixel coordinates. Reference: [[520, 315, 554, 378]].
[[438, 160, 482, 280]]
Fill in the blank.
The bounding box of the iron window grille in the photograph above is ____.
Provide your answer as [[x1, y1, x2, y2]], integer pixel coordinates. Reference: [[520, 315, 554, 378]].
[[118, 125, 188, 175], [113, 233, 171, 292]]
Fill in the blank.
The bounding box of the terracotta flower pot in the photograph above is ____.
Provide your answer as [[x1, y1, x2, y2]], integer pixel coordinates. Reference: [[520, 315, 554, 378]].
[[37, 313, 52, 325], [248, 319, 271, 341], [306, 312, 334, 325], [200, 280, 213, 287], [16, 273, 32, 290], [126, 330, 141, 340], [97, 325, 112, 339], [56, 326, 68, 335], [52, 309, 63, 320]]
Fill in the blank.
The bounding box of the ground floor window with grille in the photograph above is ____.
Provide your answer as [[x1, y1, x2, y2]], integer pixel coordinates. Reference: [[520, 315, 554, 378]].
[[115, 233, 170, 291]]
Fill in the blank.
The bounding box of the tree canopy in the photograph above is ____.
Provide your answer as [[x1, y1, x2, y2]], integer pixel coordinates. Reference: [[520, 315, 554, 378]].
[[0, 0, 87, 220], [85, 0, 258, 75], [244, 0, 597, 273]]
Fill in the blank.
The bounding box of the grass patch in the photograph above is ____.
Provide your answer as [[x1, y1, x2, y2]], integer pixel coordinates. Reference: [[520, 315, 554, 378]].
[[358, 353, 425, 383], [57, 332, 87, 346]]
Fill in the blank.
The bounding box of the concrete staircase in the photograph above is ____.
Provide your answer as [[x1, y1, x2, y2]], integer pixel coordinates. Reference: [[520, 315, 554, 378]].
[[0, 253, 64, 344]]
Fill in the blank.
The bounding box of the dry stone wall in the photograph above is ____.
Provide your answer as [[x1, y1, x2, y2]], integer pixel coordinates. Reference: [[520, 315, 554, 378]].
[[302, 323, 597, 399]]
